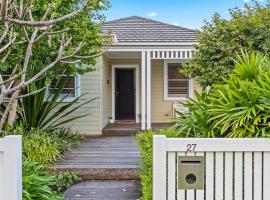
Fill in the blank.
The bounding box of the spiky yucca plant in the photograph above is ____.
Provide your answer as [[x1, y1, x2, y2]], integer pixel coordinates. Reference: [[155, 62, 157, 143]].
[[17, 76, 96, 131]]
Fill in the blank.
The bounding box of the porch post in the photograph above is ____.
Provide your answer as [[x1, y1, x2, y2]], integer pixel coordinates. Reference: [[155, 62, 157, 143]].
[[141, 51, 146, 130], [146, 51, 152, 129]]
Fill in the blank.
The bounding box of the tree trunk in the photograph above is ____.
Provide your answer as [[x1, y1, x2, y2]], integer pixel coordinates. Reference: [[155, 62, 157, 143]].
[[7, 80, 20, 128], [7, 97, 18, 127]]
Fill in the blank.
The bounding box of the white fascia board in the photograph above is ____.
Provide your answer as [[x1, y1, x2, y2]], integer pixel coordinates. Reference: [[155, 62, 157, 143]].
[[106, 46, 196, 52], [111, 42, 198, 46]]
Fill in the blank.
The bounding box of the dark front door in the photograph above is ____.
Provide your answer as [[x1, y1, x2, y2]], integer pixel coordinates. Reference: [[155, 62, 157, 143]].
[[115, 69, 135, 120]]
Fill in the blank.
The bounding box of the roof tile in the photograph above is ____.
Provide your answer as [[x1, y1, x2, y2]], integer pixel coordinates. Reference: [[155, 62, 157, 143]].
[[102, 16, 198, 43]]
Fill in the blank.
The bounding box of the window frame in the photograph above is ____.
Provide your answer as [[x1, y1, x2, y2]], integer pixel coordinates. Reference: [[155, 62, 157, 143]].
[[163, 60, 193, 101], [46, 74, 81, 102]]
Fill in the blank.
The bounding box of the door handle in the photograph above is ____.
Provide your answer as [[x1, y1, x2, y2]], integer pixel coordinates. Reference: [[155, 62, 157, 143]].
[[116, 91, 120, 96]]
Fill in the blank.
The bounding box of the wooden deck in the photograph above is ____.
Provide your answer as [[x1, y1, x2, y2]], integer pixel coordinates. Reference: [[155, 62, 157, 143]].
[[52, 136, 140, 180], [102, 123, 171, 136], [64, 180, 141, 200]]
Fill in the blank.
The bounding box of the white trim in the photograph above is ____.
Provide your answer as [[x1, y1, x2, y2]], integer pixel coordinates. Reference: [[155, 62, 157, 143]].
[[163, 60, 193, 101], [146, 51, 151, 129], [111, 42, 198, 46], [141, 51, 146, 130], [76, 75, 81, 97], [111, 65, 140, 123], [107, 48, 195, 52]]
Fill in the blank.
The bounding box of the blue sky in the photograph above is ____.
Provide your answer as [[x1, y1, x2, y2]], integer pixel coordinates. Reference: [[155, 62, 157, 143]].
[[104, 0, 265, 29]]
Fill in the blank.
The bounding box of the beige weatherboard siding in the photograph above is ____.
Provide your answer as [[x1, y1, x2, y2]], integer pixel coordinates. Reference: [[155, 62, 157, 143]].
[[63, 59, 102, 135], [151, 59, 172, 123], [53, 16, 199, 134], [151, 59, 200, 123], [62, 56, 200, 135]]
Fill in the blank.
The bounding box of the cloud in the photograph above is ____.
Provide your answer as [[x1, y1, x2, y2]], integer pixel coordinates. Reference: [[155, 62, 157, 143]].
[[172, 22, 180, 26], [147, 12, 157, 17]]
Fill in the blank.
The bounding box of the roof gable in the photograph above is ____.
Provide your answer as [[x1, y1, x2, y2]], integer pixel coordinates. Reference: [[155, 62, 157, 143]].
[[102, 16, 197, 43]]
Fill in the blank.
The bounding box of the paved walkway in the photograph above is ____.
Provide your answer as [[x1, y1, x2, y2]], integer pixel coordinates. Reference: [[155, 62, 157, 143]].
[[54, 136, 141, 200]]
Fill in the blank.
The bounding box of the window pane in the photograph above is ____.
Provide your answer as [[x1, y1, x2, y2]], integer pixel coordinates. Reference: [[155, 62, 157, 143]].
[[50, 76, 76, 98], [167, 63, 188, 98]]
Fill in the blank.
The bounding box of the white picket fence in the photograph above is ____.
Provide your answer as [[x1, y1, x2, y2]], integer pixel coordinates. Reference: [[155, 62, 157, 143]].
[[0, 135, 22, 200], [153, 135, 270, 200]]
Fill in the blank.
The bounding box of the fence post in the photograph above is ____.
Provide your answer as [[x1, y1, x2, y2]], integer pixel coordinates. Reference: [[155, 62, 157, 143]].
[[153, 135, 167, 200], [3, 135, 22, 200]]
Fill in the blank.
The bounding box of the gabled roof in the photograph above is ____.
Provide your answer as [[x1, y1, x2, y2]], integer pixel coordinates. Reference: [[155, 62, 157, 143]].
[[101, 16, 197, 43]]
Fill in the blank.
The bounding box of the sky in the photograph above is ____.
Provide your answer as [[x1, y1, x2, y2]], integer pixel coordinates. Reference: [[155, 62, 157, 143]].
[[103, 0, 266, 29]]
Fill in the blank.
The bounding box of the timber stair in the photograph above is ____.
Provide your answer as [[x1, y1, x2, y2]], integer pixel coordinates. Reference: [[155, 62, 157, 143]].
[[52, 136, 140, 180], [102, 123, 171, 136]]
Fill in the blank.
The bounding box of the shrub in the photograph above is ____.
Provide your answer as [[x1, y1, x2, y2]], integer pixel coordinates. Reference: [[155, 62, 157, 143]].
[[136, 129, 179, 200], [23, 161, 61, 200], [181, 2, 270, 86], [208, 51, 270, 137], [173, 51, 270, 138], [3, 126, 80, 165], [4, 126, 82, 198], [23, 130, 61, 165], [172, 90, 213, 138]]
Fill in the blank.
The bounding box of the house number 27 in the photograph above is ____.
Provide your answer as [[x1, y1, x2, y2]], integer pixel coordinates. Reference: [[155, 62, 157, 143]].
[[186, 144, 197, 152]]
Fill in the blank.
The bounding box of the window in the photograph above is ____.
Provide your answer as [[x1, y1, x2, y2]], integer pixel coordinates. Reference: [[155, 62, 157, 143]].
[[164, 61, 192, 100], [48, 75, 80, 101]]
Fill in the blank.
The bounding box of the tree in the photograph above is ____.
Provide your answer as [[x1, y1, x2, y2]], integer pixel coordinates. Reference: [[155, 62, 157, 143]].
[[0, 0, 110, 131], [181, 1, 270, 87]]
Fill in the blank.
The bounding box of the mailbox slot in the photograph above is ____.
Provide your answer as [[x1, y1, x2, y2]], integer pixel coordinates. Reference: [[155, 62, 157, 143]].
[[178, 156, 204, 190], [181, 160, 201, 165]]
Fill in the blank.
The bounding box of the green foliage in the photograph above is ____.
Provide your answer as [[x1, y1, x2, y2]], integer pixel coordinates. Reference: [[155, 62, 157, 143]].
[[51, 171, 82, 193], [22, 128, 80, 165], [17, 77, 96, 131], [23, 161, 61, 200], [4, 126, 81, 199], [3, 126, 80, 165], [0, 0, 110, 76], [181, 1, 270, 86], [136, 129, 179, 200], [208, 51, 270, 137], [172, 91, 213, 138], [23, 130, 60, 165], [175, 51, 270, 138]]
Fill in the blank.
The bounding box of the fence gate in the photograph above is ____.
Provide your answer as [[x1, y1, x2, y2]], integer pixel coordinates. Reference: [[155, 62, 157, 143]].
[[0, 135, 22, 200], [153, 135, 270, 200]]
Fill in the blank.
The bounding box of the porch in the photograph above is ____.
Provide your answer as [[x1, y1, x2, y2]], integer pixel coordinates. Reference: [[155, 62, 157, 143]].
[[101, 48, 197, 132]]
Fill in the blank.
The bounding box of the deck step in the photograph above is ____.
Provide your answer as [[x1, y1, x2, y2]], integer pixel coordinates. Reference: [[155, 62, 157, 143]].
[[52, 167, 140, 180], [102, 129, 141, 136], [52, 136, 141, 180], [102, 123, 171, 136], [63, 180, 141, 200]]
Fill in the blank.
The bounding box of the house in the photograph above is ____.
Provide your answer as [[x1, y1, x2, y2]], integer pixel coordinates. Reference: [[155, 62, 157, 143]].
[[63, 16, 199, 135]]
